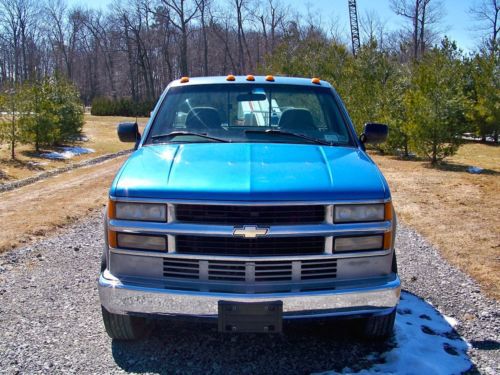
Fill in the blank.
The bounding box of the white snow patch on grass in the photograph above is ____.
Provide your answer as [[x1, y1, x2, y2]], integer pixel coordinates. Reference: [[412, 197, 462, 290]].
[[319, 292, 472, 375], [41, 147, 95, 160]]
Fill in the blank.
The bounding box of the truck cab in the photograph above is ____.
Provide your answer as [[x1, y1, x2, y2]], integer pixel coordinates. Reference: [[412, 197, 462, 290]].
[[98, 75, 400, 340]]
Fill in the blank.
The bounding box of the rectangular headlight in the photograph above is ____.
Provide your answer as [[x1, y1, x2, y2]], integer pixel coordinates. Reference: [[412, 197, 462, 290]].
[[116, 233, 167, 251], [334, 204, 385, 223], [115, 202, 167, 222], [335, 235, 383, 252]]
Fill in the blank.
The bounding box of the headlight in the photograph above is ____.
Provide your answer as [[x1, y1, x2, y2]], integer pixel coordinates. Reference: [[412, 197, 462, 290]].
[[116, 233, 167, 251], [335, 235, 383, 252], [334, 204, 385, 223], [115, 202, 167, 221]]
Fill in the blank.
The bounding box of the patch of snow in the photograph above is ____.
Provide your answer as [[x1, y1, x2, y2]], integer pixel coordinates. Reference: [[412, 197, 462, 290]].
[[318, 292, 472, 375], [443, 315, 459, 328], [467, 166, 483, 174], [41, 147, 95, 160], [27, 161, 48, 166]]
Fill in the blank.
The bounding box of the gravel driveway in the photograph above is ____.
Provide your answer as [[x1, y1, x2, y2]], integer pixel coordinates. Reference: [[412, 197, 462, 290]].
[[0, 213, 498, 374]]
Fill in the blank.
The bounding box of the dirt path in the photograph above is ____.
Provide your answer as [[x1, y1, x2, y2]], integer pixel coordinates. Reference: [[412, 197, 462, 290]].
[[0, 156, 126, 252]]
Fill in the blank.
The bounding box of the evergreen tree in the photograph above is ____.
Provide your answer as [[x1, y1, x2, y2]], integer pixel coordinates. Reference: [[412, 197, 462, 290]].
[[405, 39, 470, 164], [18, 77, 84, 152], [466, 51, 500, 142]]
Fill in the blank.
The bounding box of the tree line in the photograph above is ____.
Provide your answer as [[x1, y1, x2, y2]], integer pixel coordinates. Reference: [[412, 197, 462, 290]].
[[0, 0, 498, 163], [0, 0, 295, 104]]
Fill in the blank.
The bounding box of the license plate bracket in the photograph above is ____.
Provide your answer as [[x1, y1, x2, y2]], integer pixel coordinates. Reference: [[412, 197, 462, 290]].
[[218, 300, 283, 333]]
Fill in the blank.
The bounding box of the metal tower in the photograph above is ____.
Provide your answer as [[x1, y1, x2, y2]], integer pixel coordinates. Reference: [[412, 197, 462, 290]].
[[348, 0, 361, 57]]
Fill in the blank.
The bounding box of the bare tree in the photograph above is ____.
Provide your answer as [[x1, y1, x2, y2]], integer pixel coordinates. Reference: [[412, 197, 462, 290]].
[[390, 0, 444, 60], [255, 0, 287, 58], [360, 10, 388, 48], [45, 0, 83, 79], [0, 0, 41, 81], [234, 0, 249, 73], [470, 0, 499, 55], [160, 0, 199, 76]]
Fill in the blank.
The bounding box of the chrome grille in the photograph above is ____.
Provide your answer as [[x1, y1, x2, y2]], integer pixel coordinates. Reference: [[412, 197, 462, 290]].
[[175, 204, 326, 225], [163, 258, 336, 282], [175, 235, 325, 256]]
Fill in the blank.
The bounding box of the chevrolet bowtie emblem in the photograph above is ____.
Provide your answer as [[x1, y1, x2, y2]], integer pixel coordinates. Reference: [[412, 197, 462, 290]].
[[233, 226, 269, 238]]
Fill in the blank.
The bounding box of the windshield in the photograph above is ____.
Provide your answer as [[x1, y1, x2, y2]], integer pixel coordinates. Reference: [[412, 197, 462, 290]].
[[145, 84, 354, 146]]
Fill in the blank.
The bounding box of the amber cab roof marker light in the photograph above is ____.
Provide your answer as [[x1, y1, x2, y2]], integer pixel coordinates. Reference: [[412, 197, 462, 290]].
[[246, 75, 255, 81], [180, 76, 189, 83], [226, 74, 236, 81], [311, 77, 321, 84], [265, 75, 275, 82]]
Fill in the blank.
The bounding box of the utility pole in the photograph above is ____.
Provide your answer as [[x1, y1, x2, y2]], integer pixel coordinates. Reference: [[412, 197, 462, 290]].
[[348, 0, 361, 57]]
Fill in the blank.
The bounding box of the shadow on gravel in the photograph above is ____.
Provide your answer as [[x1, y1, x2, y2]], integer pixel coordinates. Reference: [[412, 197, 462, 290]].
[[110, 292, 474, 374], [469, 339, 500, 351]]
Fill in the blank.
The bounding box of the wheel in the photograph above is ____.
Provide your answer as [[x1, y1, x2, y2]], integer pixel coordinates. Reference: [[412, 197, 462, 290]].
[[101, 306, 152, 340], [361, 309, 396, 339]]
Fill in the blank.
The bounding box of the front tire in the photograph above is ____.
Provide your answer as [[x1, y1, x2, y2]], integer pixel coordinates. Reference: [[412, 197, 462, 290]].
[[101, 306, 152, 340], [361, 309, 396, 339]]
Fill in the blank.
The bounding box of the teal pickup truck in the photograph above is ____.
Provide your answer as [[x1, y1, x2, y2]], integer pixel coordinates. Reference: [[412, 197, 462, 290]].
[[98, 75, 400, 340]]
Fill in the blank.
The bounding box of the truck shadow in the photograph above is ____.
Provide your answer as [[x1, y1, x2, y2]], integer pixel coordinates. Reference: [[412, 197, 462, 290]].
[[111, 291, 475, 374]]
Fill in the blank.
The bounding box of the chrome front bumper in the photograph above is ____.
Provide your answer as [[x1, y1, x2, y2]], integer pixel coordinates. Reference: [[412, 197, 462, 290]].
[[98, 270, 401, 319]]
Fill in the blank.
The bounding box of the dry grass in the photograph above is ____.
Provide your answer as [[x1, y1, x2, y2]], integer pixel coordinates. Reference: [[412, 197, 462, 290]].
[[0, 156, 126, 252], [0, 115, 148, 181], [83, 115, 149, 154], [371, 143, 500, 299]]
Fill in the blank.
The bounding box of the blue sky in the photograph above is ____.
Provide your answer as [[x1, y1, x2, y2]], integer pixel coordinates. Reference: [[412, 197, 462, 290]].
[[70, 0, 482, 52]]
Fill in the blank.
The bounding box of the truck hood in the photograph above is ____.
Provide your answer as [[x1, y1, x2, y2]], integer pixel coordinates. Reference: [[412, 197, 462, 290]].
[[111, 143, 389, 201]]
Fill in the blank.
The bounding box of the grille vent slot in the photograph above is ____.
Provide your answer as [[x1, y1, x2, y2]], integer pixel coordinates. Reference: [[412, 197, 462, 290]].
[[300, 259, 337, 280], [162, 258, 337, 282], [255, 261, 293, 282], [163, 258, 199, 279], [208, 261, 246, 281]]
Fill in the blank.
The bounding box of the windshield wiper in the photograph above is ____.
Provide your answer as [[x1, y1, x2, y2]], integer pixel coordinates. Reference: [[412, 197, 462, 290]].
[[151, 131, 229, 143], [244, 129, 332, 146]]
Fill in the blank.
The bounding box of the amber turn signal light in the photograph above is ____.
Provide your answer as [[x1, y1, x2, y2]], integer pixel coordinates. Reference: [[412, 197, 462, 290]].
[[108, 230, 117, 248], [384, 202, 393, 221], [107, 200, 116, 219], [383, 231, 392, 250]]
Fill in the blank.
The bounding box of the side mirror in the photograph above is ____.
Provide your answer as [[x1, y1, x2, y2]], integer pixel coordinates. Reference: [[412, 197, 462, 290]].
[[117, 122, 141, 143], [360, 123, 388, 144]]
